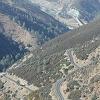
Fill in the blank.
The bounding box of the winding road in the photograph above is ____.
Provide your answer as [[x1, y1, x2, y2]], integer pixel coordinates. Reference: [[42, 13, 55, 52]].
[[54, 49, 80, 100], [67, 50, 80, 69], [54, 78, 65, 100]]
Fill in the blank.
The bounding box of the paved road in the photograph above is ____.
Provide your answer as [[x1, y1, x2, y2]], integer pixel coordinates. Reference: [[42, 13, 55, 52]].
[[54, 78, 65, 100], [54, 49, 80, 100], [67, 50, 80, 69]]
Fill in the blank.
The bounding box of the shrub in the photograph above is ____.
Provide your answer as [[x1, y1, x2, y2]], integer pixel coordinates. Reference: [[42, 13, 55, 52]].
[[0, 80, 4, 89], [68, 90, 81, 100], [90, 75, 100, 84], [67, 80, 80, 91]]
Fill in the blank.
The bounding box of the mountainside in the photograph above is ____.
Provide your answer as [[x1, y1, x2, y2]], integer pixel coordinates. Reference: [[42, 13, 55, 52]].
[[0, 13, 37, 49], [31, 0, 100, 28], [0, 0, 69, 71], [0, 0, 69, 44], [0, 0, 100, 100], [10, 18, 100, 100], [0, 33, 27, 72]]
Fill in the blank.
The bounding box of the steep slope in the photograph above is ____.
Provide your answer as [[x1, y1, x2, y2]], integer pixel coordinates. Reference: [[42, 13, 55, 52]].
[[31, 0, 100, 28], [0, 0, 69, 71], [0, 13, 34, 71], [0, 12, 38, 71], [0, 33, 27, 72], [10, 18, 100, 100], [0, 0, 69, 44], [0, 13, 37, 49]]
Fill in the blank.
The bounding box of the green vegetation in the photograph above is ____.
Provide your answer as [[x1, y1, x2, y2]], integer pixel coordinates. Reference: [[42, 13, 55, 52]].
[[0, 80, 4, 89], [63, 65, 74, 75], [28, 91, 40, 100], [0, 33, 26, 72], [91, 93, 98, 100], [91, 56, 100, 65], [4, 93, 11, 100], [0, 1, 68, 44], [74, 40, 100, 60], [90, 75, 100, 84], [10, 16, 100, 100], [60, 59, 71, 66], [63, 68, 68, 75], [68, 65, 74, 70], [68, 90, 81, 100], [67, 80, 80, 91]]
